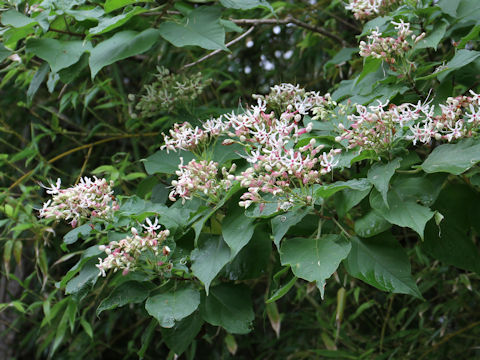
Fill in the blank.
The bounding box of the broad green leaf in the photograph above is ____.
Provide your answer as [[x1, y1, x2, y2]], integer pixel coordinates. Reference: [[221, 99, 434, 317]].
[[63, 223, 92, 245], [271, 207, 311, 248], [356, 57, 382, 84], [437, 49, 480, 82], [280, 235, 351, 298], [421, 138, 480, 175], [315, 179, 371, 200], [414, 22, 447, 50], [1, 9, 36, 27], [65, 7, 105, 21], [324, 47, 358, 70], [145, 285, 200, 328], [58, 53, 89, 83], [354, 211, 391, 238], [201, 283, 254, 334], [26, 62, 49, 105], [370, 189, 434, 239], [344, 235, 422, 298], [158, 6, 228, 51], [26, 39, 92, 73], [89, 29, 160, 78], [3, 25, 35, 50], [161, 312, 204, 355], [222, 205, 255, 257], [105, 0, 153, 13], [334, 187, 371, 218], [97, 281, 153, 315], [220, 0, 273, 12], [191, 235, 230, 293], [211, 140, 243, 165], [88, 7, 146, 36], [65, 259, 99, 298], [143, 149, 195, 175], [437, 0, 461, 16], [0, 43, 12, 62], [223, 225, 271, 280], [458, 23, 480, 49], [367, 158, 401, 207], [60, 246, 103, 288], [423, 184, 480, 273], [390, 174, 446, 207]]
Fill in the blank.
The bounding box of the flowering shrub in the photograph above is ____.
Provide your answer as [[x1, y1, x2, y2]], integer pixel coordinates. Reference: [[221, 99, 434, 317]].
[[3, 0, 480, 358]]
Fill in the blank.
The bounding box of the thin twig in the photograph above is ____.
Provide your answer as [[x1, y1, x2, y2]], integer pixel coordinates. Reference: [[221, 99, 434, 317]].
[[232, 16, 347, 45], [182, 26, 255, 70], [7, 132, 160, 191], [418, 320, 480, 360], [75, 146, 92, 184], [379, 295, 394, 353]]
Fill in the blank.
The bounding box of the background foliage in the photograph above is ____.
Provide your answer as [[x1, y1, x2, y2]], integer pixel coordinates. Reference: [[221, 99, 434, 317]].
[[1, 0, 480, 359]]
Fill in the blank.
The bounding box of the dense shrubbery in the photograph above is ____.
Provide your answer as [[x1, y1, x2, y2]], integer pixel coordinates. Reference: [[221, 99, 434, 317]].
[[1, 0, 480, 358]]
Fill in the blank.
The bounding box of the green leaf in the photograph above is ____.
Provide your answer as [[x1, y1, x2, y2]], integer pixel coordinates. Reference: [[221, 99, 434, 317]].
[[26, 62, 49, 105], [1, 9, 37, 28], [437, 49, 480, 82], [271, 207, 311, 248], [315, 179, 372, 200], [145, 284, 200, 328], [344, 235, 422, 298], [421, 138, 480, 175], [370, 189, 434, 240], [458, 23, 480, 49], [354, 211, 391, 238], [26, 39, 92, 73], [58, 53, 90, 83], [191, 235, 230, 294], [143, 149, 195, 175], [158, 6, 228, 51], [105, 0, 153, 13], [266, 276, 297, 303], [367, 158, 401, 207], [161, 312, 204, 355], [437, 0, 461, 16], [356, 57, 382, 84], [414, 22, 447, 50], [334, 187, 372, 218], [423, 184, 480, 273], [63, 224, 92, 245], [0, 43, 12, 62], [324, 47, 358, 70], [65, 7, 105, 21], [280, 235, 351, 298], [65, 259, 99, 297], [88, 7, 146, 36], [89, 29, 160, 78], [223, 225, 271, 280], [97, 281, 153, 315], [201, 283, 254, 334], [221, 205, 255, 258], [220, 0, 273, 12], [390, 174, 446, 207]]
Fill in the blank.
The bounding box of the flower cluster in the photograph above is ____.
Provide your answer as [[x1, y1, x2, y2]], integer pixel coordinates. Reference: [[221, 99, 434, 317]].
[[96, 219, 170, 277], [359, 20, 425, 65], [39, 177, 118, 228], [163, 84, 343, 210], [252, 83, 335, 115], [168, 158, 235, 203], [345, 0, 397, 20], [335, 90, 480, 152], [134, 66, 211, 117]]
